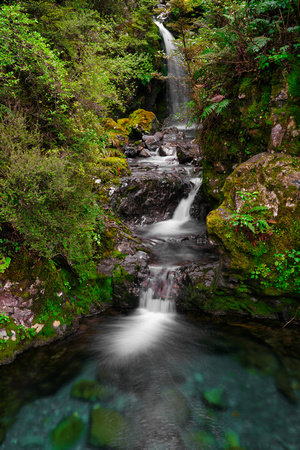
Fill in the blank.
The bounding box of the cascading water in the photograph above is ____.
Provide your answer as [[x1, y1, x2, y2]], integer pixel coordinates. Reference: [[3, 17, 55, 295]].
[[99, 177, 202, 364], [142, 177, 202, 237], [154, 20, 190, 128]]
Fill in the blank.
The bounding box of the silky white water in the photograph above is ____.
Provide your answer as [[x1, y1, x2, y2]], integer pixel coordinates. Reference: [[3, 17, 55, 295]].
[[154, 20, 190, 127], [99, 176, 202, 363], [141, 177, 202, 238]]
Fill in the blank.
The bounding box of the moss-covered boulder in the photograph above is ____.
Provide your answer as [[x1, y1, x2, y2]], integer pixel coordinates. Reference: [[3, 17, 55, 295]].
[[204, 152, 300, 319], [102, 118, 129, 149], [182, 152, 300, 320], [122, 109, 159, 138], [89, 406, 132, 448], [50, 415, 85, 450]]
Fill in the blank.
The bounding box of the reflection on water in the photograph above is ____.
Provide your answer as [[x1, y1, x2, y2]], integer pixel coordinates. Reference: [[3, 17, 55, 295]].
[[1, 314, 300, 449]]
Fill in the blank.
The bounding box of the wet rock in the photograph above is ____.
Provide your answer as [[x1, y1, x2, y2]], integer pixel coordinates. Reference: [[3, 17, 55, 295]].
[[139, 148, 152, 157], [158, 143, 176, 157], [111, 170, 191, 226], [176, 139, 201, 164], [89, 407, 132, 449], [124, 145, 140, 158], [50, 414, 85, 450]]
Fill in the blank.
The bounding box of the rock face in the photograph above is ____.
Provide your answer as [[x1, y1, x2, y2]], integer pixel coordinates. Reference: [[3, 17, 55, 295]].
[[110, 170, 192, 226], [201, 68, 300, 208], [180, 153, 300, 320]]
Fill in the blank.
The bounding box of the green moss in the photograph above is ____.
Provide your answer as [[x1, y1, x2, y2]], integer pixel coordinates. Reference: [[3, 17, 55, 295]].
[[50, 415, 85, 450], [122, 109, 158, 138]]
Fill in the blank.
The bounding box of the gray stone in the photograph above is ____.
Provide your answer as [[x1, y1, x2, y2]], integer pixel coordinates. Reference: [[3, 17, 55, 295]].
[[270, 123, 285, 147]]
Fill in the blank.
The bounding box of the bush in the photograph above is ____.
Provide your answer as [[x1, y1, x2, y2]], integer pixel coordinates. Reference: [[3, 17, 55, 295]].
[[0, 147, 98, 269]]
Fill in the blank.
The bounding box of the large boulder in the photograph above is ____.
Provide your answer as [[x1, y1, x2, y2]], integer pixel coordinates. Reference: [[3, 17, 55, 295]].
[[180, 153, 300, 320], [121, 109, 159, 138], [110, 170, 192, 226]]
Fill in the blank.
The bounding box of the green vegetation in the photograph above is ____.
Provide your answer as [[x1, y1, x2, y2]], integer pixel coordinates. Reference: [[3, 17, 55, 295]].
[[252, 249, 300, 292], [0, 0, 161, 361], [229, 191, 274, 244], [167, 0, 300, 177]]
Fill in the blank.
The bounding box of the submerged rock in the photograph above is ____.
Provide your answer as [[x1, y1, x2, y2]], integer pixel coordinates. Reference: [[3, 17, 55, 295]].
[[89, 407, 132, 449], [50, 415, 85, 450], [203, 387, 225, 408], [71, 379, 114, 402], [161, 388, 191, 426]]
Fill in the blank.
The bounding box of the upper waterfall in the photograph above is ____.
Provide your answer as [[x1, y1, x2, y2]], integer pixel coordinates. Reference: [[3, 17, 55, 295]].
[[154, 20, 190, 129]]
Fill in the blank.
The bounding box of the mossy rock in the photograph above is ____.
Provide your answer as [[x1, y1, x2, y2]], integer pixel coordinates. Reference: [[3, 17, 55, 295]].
[[50, 415, 85, 450], [123, 109, 159, 138], [207, 152, 300, 305], [89, 406, 132, 448], [71, 379, 114, 402], [224, 429, 244, 449], [102, 118, 129, 148], [203, 387, 225, 408]]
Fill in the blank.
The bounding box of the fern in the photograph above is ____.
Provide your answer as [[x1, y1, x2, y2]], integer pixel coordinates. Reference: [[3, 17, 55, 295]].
[[200, 99, 230, 122], [247, 36, 271, 53]]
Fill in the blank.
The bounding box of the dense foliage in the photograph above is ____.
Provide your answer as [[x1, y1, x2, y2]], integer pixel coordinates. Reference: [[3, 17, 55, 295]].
[[167, 0, 300, 162], [0, 0, 158, 273]]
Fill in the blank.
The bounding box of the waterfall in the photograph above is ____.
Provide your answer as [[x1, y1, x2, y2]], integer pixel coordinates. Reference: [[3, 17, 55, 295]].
[[139, 266, 176, 313], [99, 176, 202, 362], [154, 20, 190, 127], [140, 176, 202, 238], [173, 177, 202, 221]]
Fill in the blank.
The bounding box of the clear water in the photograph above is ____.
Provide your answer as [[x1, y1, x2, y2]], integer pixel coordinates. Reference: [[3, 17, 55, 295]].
[[1, 314, 300, 449]]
